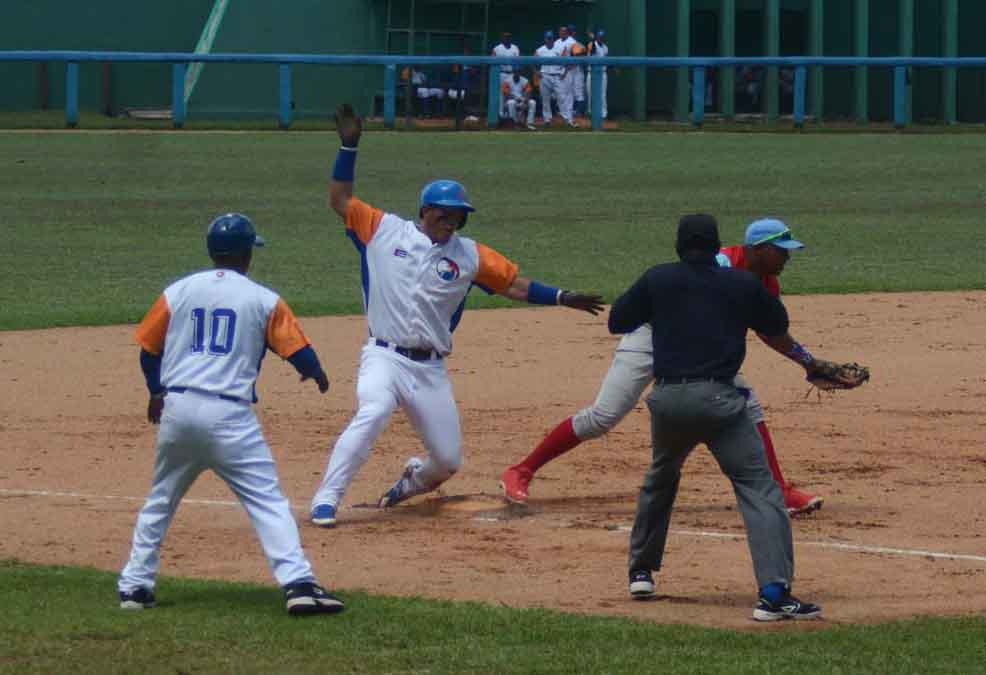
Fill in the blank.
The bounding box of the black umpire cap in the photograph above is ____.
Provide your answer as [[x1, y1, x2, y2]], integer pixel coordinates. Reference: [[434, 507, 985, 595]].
[[676, 213, 721, 256]]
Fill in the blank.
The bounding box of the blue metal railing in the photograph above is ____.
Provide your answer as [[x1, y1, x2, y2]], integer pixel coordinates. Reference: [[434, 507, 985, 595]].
[[4, 51, 986, 130]]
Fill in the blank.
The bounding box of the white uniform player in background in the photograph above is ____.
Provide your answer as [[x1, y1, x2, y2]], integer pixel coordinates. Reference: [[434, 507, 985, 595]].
[[535, 31, 564, 127], [492, 31, 520, 88], [309, 104, 605, 527], [553, 25, 578, 127], [586, 29, 610, 119], [501, 71, 537, 130], [119, 214, 344, 617], [567, 25, 588, 116]]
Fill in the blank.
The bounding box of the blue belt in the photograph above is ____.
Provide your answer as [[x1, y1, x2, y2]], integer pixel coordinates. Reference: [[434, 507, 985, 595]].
[[168, 387, 245, 403], [374, 339, 442, 362]]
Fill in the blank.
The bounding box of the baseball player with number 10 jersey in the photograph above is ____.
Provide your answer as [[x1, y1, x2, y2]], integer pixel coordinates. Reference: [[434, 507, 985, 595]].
[[308, 104, 604, 527], [119, 213, 343, 616]]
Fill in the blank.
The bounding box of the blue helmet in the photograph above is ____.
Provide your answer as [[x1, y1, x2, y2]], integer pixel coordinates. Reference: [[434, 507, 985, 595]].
[[206, 213, 266, 257], [419, 179, 475, 228]]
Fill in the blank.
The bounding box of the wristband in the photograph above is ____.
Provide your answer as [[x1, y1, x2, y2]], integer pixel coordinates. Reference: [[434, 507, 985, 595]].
[[332, 146, 358, 182], [527, 280, 562, 306], [786, 341, 815, 368]]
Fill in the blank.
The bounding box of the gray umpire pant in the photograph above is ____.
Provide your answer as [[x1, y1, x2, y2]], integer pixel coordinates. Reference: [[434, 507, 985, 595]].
[[628, 380, 793, 590]]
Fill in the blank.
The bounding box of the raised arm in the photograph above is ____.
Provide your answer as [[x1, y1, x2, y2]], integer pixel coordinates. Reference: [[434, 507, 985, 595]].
[[329, 104, 363, 220]]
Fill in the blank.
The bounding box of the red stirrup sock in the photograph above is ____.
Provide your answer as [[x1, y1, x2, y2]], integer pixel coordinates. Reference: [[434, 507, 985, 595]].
[[757, 421, 788, 489], [518, 416, 582, 474]]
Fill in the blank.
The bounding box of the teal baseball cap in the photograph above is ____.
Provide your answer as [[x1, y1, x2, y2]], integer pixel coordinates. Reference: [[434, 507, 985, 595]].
[[744, 218, 804, 249]]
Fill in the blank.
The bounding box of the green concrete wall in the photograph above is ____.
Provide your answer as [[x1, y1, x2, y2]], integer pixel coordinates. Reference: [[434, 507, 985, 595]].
[[0, 1, 212, 112], [2, 0, 985, 122]]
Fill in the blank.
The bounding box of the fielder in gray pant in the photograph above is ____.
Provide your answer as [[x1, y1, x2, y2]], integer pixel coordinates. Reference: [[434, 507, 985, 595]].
[[628, 380, 793, 590]]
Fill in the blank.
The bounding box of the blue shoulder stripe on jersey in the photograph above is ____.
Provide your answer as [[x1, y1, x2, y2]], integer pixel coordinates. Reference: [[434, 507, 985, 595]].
[[346, 229, 371, 312]]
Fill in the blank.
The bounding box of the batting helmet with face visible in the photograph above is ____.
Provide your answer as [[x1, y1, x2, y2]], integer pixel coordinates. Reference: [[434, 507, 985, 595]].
[[419, 179, 476, 228], [206, 213, 266, 257]]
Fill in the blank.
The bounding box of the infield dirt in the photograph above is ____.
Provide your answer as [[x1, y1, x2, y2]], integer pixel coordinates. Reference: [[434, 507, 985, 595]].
[[1, 291, 984, 629]]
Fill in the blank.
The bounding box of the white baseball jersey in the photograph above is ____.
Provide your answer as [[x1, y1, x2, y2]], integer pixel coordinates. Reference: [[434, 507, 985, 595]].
[[502, 75, 532, 101], [492, 43, 520, 73], [536, 44, 564, 75], [135, 270, 310, 402], [555, 36, 576, 58], [344, 198, 518, 355]]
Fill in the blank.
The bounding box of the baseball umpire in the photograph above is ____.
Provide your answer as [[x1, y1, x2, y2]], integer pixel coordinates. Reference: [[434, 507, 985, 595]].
[[609, 214, 821, 621], [502, 218, 837, 516], [119, 213, 344, 616]]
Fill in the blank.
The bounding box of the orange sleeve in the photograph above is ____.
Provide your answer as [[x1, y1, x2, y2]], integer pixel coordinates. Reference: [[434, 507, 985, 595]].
[[345, 197, 384, 245], [475, 243, 519, 294], [266, 298, 311, 358], [524, 82, 532, 95], [501, 81, 511, 95], [135, 294, 170, 355]]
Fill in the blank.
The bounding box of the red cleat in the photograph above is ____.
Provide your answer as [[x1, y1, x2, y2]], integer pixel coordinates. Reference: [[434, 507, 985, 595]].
[[500, 466, 533, 504], [785, 486, 823, 517]]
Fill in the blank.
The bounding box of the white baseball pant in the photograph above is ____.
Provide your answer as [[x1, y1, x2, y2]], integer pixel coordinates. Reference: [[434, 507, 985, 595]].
[[311, 341, 462, 509], [557, 70, 576, 122], [539, 74, 562, 123], [505, 98, 536, 126], [119, 390, 316, 593], [573, 65, 586, 105], [571, 349, 764, 441]]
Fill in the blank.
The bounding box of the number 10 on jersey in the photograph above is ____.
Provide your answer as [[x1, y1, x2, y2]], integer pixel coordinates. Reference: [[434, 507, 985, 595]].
[[191, 307, 237, 355]]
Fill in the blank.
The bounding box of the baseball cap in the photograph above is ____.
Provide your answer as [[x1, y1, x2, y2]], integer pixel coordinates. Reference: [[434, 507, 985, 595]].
[[744, 218, 804, 249], [544, 30, 554, 39], [596, 29, 606, 38], [676, 213, 721, 253]]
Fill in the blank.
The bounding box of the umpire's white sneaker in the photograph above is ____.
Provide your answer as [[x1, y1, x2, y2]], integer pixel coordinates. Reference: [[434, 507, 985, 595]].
[[629, 570, 656, 599]]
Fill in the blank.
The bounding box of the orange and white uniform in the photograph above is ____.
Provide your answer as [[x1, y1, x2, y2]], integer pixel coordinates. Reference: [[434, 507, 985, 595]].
[[312, 198, 518, 511], [501, 75, 536, 126], [120, 269, 321, 595]]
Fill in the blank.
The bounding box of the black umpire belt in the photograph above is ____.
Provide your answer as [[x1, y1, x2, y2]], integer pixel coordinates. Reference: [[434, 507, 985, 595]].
[[654, 376, 735, 386], [374, 339, 443, 362]]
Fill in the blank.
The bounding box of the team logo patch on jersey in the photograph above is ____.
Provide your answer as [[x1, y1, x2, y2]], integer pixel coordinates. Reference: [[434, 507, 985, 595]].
[[436, 257, 460, 281], [394, 248, 408, 258]]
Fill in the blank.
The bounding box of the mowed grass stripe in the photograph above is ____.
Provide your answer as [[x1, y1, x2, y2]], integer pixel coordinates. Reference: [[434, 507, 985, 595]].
[[2, 560, 986, 674], [1, 132, 984, 330]]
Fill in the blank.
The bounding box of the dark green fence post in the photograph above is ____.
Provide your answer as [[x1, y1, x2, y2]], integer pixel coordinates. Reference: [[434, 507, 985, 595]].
[[794, 66, 806, 128], [942, 0, 958, 125], [629, 0, 647, 121], [765, 0, 779, 121], [719, 0, 735, 119], [898, 0, 913, 126], [809, 0, 824, 123], [854, 0, 869, 124], [674, 0, 690, 123]]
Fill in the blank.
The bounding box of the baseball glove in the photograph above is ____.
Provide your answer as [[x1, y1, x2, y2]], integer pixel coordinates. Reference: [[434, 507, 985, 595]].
[[334, 103, 362, 148], [806, 360, 870, 391]]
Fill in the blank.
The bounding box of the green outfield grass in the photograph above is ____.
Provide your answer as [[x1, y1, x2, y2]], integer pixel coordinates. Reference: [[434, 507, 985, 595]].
[[2, 560, 985, 675], [1, 129, 985, 330]]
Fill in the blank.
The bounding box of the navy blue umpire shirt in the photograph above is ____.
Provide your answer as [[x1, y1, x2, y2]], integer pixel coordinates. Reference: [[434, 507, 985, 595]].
[[608, 251, 789, 380]]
